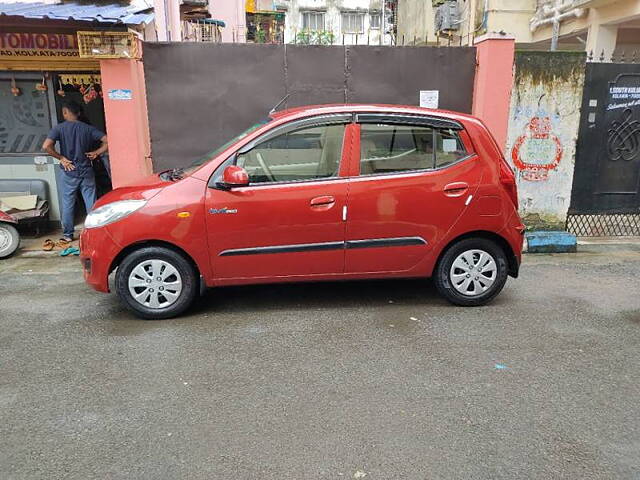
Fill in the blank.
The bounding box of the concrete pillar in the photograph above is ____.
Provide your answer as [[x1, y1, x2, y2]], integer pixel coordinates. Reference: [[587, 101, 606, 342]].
[[586, 22, 618, 61], [472, 33, 516, 154], [153, 0, 182, 41], [100, 57, 153, 188]]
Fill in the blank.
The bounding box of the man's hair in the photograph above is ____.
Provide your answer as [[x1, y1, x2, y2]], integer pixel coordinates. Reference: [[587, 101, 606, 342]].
[[62, 100, 83, 116]]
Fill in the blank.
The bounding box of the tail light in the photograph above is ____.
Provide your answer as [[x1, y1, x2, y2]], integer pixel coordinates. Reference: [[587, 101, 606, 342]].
[[499, 157, 518, 209]]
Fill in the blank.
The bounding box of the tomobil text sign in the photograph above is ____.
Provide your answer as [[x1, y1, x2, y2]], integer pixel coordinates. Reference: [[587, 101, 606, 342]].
[[0, 33, 80, 58]]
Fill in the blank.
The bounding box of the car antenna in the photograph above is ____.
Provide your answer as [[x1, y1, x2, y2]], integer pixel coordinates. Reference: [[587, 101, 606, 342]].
[[269, 92, 293, 115]]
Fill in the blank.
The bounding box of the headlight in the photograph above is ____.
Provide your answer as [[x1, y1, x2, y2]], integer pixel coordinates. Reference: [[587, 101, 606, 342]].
[[85, 200, 147, 229]]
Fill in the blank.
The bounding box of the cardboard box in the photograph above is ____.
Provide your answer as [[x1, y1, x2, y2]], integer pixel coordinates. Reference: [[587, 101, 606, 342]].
[[0, 195, 38, 212]]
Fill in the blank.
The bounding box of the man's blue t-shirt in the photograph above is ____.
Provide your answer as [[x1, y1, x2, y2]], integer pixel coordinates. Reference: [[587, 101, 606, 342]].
[[47, 121, 105, 178]]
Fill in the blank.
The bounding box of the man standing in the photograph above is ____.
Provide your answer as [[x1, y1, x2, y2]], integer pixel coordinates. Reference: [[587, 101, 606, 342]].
[[43, 101, 108, 243]]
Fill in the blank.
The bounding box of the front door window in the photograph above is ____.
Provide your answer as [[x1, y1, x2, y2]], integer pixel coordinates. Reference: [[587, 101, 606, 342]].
[[237, 123, 345, 184]]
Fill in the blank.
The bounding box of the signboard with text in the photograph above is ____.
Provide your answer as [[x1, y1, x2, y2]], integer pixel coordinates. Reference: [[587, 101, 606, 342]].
[[0, 32, 98, 70]]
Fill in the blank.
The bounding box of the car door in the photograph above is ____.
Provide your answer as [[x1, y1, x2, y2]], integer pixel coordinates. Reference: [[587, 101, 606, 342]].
[[205, 115, 351, 281], [345, 114, 483, 274]]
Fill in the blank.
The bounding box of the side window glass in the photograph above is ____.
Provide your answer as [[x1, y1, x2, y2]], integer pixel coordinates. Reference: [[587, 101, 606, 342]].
[[237, 124, 345, 184], [360, 123, 434, 175], [435, 128, 467, 168]]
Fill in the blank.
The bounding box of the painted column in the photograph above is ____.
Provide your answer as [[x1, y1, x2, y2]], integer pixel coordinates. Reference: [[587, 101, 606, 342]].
[[472, 34, 516, 153], [213, 0, 246, 43], [100, 56, 152, 188], [153, 0, 182, 41], [586, 22, 618, 61], [505, 51, 586, 230]]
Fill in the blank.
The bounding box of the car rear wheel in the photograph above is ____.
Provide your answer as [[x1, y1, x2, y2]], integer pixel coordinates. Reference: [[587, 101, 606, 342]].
[[434, 237, 509, 306], [0, 223, 20, 259], [115, 246, 198, 319]]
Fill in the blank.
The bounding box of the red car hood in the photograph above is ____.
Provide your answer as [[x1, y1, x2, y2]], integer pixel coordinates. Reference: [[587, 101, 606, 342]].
[[93, 174, 170, 209]]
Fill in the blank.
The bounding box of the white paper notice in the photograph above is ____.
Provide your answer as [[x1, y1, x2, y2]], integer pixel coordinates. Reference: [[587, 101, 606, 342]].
[[442, 138, 458, 152], [419, 90, 439, 109]]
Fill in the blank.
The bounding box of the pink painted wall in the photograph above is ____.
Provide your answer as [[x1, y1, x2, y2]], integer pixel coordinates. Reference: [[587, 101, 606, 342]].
[[472, 34, 516, 154], [100, 56, 152, 188], [210, 0, 245, 42]]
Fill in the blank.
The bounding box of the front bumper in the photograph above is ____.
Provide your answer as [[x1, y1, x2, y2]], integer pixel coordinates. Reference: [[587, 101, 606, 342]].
[[79, 227, 120, 293]]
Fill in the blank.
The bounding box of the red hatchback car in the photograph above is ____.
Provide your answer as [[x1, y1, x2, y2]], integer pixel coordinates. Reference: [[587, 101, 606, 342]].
[[80, 104, 524, 319]]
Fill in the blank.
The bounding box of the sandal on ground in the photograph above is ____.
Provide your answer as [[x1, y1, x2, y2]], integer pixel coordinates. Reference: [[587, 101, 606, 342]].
[[42, 239, 55, 251], [59, 246, 80, 257], [56, 238, 72, 248]]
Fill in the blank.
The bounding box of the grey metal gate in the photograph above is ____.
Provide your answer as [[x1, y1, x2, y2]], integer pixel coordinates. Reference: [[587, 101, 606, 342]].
[[143, 43, 476, 171], [567, 60, 640, 236]]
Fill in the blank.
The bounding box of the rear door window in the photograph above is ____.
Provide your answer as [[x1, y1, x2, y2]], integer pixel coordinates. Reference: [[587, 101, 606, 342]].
[[360, 123, 434, 175], [359, 122, 468, 174], [435, 128, 468, 168]]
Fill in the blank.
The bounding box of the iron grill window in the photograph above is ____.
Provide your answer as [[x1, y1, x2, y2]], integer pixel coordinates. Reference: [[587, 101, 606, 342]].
[[302, 11, 325, 31], [0, 79, 51, 154], [370, 13, 381, 29], [342, 13, 365, 34]]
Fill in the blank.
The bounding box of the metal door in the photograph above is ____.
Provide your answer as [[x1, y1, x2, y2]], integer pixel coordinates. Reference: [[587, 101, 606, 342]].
[[567, 63, 640, 235]]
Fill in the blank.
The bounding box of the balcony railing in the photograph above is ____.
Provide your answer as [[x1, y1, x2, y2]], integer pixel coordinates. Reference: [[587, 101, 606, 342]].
[[182, 20, 222, 43]]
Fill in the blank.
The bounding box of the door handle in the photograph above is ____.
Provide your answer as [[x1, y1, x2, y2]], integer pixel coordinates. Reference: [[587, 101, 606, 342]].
[[444, 182, 469, 197], [310, 195, 336, 207]]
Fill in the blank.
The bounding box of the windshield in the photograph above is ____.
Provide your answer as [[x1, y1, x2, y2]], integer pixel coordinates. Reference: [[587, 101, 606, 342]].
[[181, 120, 271, 175]]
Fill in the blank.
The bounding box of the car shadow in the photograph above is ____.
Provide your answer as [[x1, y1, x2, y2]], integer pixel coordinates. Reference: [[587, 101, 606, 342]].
[[191, 277, 446, 315]]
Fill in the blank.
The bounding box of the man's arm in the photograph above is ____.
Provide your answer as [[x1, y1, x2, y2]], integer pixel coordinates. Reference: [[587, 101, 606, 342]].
[[85, 135, 108, 160], [42, 138, 75, 171]]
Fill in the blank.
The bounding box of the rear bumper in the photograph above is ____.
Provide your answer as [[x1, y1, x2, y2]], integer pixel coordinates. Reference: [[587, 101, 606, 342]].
[[79, 227, 120, 293], [503, 211, 525, 278]]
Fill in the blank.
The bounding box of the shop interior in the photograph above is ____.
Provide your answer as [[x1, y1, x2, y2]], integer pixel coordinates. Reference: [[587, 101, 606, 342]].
[[0, 71, 111, 250]]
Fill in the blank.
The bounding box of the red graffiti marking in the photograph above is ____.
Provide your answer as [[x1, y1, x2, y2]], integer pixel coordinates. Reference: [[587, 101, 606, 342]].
[[511, 116, 563, 182]]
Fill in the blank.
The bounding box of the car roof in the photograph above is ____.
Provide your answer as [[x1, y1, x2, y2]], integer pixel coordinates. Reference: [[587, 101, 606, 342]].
[[269, 103, 479, 125]]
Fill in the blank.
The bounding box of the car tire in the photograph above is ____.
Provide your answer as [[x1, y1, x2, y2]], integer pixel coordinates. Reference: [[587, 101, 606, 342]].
[[115, 246, 198, 320], [0, 223, 20, 259], [434, 237, 509, 307]]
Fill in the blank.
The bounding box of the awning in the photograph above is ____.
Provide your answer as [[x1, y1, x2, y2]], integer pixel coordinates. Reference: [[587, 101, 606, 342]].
[[0, 1, 154, 25], [199, 18, 226, 27]]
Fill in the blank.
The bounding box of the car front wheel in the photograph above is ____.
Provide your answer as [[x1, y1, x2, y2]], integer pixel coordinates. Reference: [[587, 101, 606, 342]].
[[115, 246, 198, 319], [434, 237, 509, 306], [0, 223, 20, 259]]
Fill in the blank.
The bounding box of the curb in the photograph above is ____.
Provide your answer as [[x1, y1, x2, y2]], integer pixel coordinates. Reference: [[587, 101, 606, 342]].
[[15, 250, 61, 258], [524, 231, 577, 254]]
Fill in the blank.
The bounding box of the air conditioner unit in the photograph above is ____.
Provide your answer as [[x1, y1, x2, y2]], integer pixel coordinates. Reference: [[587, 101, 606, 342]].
[[435, 0, 460, 32]]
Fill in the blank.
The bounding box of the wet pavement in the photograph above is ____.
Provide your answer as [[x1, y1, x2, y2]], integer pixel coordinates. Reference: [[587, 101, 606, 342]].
[[1, 245, 640, 479]]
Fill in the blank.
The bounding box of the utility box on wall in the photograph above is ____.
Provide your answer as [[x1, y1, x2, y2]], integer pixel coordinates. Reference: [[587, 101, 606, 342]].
[[435, 1, 460, 32]]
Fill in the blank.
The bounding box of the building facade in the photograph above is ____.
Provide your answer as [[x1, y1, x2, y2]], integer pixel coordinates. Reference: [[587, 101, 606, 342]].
[[397, 0, 640, 55], [152, 0, 225, 43], [277, 0, 394, 45]]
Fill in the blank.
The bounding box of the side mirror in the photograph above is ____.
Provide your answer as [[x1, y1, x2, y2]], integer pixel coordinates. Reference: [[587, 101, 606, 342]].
[[219, 165, 249, 189]]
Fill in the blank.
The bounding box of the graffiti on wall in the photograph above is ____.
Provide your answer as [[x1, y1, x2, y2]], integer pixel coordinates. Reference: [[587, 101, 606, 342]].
[[505, 51, 586, 228], [511, 110, 563, 182]]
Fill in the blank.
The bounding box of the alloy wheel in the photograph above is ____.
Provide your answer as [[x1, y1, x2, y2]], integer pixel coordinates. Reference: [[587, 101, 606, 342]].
[[449, 249, 498, 296], [0, 227, 10, 253], [127, 259, 183, 309]]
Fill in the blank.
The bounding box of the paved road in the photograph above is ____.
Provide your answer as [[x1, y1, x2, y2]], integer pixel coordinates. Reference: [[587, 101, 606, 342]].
[[1, 245, 640, 479]]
